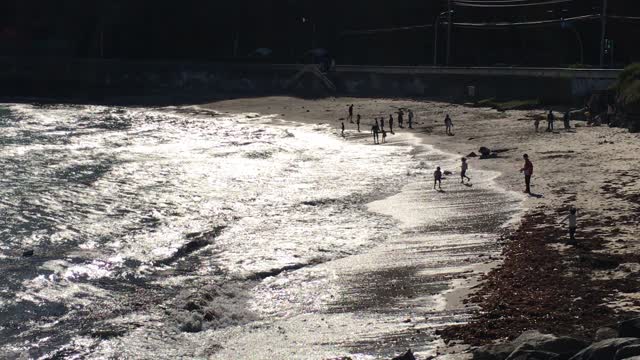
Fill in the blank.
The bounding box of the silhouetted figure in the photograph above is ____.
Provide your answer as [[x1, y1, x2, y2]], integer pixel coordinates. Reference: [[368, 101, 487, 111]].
[[546, 110, 555, 132], [356, 114, 361, 132], [606, 104, 615, 124], [534, 118, 541, 132], [563, 111, 571, 130], [381, 129, 387, 143], [341, 122, 345, 137], [519, 154, 533, 194], [398, 109, 404, 128], [434, 167, 442, 190], [348, 104, 354, 123], [444, 114, 453, 135], [371, 123, 380, 144], [408, 109, 414, 129], [460, 158, 471, 184], [389, 114, 394, 134], [562, 207, 578, 245], [380, 116, 385, 131]]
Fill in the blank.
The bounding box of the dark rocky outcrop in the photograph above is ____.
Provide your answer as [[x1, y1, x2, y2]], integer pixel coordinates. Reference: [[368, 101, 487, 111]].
[[474, 343, 517, 360], [615, 345, 640, 360], [595, 327, 619, 342], [473, 331, 587, 360], [506, 349, 560, 360], [569, 338, 640, 360], [391, 349, 416, 360], [619, 318, 640, 338]]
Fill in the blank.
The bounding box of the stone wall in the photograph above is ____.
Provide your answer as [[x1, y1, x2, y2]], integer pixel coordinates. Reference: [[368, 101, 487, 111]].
[[0, 57, 621, 103]]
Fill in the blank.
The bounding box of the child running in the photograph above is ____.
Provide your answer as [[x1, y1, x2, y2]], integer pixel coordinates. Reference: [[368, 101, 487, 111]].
[[434, 166, 442, 190], [561, 207, 578, 245]]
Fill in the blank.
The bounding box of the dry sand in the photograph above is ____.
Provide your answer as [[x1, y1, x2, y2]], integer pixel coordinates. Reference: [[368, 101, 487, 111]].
[[205, 96, 640, 344]]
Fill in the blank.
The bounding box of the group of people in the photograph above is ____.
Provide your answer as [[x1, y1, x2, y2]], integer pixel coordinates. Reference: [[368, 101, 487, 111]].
[[432, 157, 470, 190], [433, 152, 577, 244], [344, 104, 417, 144], [534, 110, 573, 133]]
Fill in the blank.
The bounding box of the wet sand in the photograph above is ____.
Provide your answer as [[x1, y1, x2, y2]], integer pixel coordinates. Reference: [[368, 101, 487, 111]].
[[206, 96, 640, 348]]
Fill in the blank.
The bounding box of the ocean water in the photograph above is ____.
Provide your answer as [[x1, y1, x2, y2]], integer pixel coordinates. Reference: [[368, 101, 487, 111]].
[[0, 103, 520, 359]]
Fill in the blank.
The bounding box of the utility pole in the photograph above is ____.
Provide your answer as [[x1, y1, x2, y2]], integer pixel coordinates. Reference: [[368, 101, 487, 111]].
[[446, 0, 452, 66], [599, 0, 608, 68]]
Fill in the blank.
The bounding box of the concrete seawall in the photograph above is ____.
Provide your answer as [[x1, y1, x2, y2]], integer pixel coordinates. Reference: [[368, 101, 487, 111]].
[[0, 57, 621, 103]]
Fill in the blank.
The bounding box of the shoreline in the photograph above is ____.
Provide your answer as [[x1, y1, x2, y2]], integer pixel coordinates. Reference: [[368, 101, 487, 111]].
[[204, 96, 640, 351], [205, 99, 525, 358]]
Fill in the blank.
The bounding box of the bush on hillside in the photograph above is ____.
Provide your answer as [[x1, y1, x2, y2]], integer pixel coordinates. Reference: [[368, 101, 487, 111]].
[[613, 63, 640, 132]]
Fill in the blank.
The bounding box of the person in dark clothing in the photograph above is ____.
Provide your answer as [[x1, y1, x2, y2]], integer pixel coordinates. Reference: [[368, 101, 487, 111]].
[[356, 114, 361, 132], [380, 116, 385, 132], [444, 114, 453, 135], [371, 123, 380, 144], [546, 110, 555, 132], [389, 114, 394, 134], [348, 104, 354, 123], [563, 111, 571, 130], [408, 109, 414, 129], [519, 154, 533, 194], [341, 122, 345, 137], [398, 109, 404, 128], [434, 166, 442, 190]]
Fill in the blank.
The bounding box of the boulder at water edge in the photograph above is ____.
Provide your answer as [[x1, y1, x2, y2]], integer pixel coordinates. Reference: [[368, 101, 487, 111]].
[[473, 343, 517, 360], [619, 318, 640, 338], [569, 338, 640, 360], [391, 349, 416, 360], [506, 349, 560, 360], [511, 331, 588, 360], [615, 345, 640, 360], [595, 328, 619, 342]]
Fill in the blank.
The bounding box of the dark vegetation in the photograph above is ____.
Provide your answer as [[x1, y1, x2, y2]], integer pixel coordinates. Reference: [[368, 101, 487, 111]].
[[440, 171, 640, 345], [0, 1, 639, 66], [612, 63, 640, 132]]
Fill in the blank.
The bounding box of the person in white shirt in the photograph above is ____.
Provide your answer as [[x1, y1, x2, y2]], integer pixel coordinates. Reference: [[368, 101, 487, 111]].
[[460, 157, 471, 184], [561, 207, 578, 244]]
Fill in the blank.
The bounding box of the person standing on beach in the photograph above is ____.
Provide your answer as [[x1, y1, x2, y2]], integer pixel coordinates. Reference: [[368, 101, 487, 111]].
[[398, 109, 404, 128], [380, 116, 385, 132], [348, 104, 354, 123], [460, 158, 471, 184], [381, 128, 387, 143], [389, 114, 394, 134], [356, 114, 361, 132], [408, 109, 414, 129], [563, 111, 571, 130], [341, 121, 345, 137], [434, 167, 443, 190], [444, 114, 453, 135], [371, 123, 380, 144], [561, 207, 578, 245], [546, 110, 555, 132], [534, 118, 541, 132], [519, 154, 533, 194]]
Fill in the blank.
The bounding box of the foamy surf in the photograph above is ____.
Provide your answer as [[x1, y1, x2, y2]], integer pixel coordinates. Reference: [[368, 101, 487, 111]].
[[0, 103, 523, 359]]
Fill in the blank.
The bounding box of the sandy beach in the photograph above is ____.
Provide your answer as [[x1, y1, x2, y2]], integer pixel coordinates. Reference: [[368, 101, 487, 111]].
[[205, 96, 640, 347]]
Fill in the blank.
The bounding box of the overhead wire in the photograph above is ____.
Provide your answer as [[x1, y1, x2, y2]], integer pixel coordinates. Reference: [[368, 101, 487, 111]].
[[453, 0, 574, 8]]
